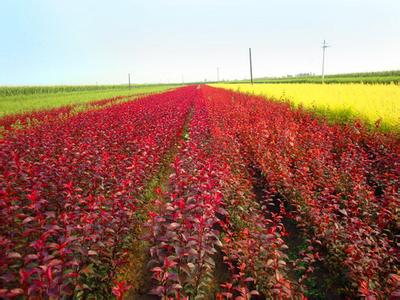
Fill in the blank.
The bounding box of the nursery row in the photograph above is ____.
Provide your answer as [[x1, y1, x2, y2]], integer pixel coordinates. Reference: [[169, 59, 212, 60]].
[[0, 85, 399, 299], [0, 95, 130, 133]]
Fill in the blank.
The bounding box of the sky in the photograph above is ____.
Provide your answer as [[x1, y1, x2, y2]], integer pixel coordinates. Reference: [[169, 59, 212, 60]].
[[0, 0, 399, 85]]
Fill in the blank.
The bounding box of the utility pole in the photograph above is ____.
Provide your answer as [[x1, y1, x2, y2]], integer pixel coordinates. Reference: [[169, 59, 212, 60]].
[[249, 48, 254, 85], [128, 73, 131, 89], [321, 40, 330, 83], [217, 67, 220, 82]]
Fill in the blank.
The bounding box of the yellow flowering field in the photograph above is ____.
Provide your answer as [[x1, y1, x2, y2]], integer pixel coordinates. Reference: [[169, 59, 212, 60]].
[[213, 83, 400, 131]]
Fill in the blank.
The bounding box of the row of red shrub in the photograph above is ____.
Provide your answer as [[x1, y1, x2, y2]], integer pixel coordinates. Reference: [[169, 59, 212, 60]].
[[0, 94, 145, 132], [205, 90, 297, 299], [146, 92, 229, 299]]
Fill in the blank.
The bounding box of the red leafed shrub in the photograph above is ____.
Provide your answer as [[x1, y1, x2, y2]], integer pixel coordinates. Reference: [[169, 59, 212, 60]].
[[0, 88, 194, 298], [204, 92, 296, 298], [112, 280, 132, 300]]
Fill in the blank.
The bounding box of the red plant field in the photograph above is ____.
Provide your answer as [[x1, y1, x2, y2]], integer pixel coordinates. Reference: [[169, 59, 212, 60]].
[[0, 85, 399, 299], [0, 94, 147, 133]]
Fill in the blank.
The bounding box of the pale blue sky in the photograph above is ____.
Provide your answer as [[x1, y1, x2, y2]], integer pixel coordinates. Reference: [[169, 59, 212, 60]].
[[0, 0, 399, 85]]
